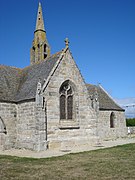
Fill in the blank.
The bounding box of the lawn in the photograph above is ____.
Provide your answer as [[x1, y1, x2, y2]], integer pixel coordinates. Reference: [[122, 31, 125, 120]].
[[0, 143, 135, 180]]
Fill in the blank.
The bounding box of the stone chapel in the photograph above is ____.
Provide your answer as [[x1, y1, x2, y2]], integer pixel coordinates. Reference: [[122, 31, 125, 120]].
[[0, 3, 127, 151]]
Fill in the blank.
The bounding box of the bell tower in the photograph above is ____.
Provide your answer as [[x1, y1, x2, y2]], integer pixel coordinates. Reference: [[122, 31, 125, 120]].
[[30, 2, 51, 65]]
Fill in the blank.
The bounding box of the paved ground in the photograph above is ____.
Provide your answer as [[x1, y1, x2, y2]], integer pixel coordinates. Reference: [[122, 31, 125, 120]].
[[0, 136, 135, 158]]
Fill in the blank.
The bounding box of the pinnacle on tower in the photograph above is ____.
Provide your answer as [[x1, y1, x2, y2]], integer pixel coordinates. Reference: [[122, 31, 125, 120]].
[[30, 2, 51, 65]]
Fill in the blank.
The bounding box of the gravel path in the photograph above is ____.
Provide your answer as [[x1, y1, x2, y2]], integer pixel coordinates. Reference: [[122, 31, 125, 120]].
[[0, 136, 135, 158]]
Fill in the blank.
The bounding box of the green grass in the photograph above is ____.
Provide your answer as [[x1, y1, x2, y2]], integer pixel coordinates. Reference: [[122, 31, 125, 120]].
[[0, 143, 135, 180]]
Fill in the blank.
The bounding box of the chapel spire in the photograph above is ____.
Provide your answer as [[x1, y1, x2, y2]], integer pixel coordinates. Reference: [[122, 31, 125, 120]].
[[30, 2, 51, 65], [35, 2, 45, 32]]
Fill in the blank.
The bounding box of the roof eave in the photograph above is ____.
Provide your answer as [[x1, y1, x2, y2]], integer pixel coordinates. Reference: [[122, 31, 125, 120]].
[[0, 98, 35, 104], [99, 108, 125, 112]]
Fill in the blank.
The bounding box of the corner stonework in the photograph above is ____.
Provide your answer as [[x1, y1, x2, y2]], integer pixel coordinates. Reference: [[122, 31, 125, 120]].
[[34, 81, 48, 151], [34, 105, 48, 151]]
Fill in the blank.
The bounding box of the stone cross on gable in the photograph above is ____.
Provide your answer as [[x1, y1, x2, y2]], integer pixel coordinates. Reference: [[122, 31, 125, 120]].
[[65, 38, 69, 48]]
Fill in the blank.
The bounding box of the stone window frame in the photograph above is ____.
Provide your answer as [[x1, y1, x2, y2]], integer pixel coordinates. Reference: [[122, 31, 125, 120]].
[[59, 80, 79, 129], [60, 80, 74, 120], [110, 112, 116, 128]]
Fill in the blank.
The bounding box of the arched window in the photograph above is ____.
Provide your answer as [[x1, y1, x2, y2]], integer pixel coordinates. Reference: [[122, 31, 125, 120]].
[[37, 43, 40, 61], [60, 81, 73, 120], [44, 44, 47, 59], [32, 46, 35, 62], [110, 112, 115, 128]]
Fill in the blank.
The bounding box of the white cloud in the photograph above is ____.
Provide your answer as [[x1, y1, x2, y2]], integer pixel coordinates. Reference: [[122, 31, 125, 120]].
[[115, 98, 135, 118], [115, 98, 135, 106]]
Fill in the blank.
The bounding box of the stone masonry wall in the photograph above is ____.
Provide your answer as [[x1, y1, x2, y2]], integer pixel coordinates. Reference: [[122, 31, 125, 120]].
[[0, 102, 17, 150], [16, 101, 36, 150], [98, 110, 127, 140], [43, 50, 98, 150]]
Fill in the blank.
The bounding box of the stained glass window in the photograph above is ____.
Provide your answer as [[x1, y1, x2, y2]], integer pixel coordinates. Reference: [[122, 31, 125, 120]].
[[60, 95, 66, 119], [67, 96, 73, 119], [60, 81, 73, 120]]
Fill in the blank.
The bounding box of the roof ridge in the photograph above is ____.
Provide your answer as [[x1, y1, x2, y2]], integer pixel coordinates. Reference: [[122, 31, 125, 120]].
[[86, 83, 96, 87], [22, 51, 63, 71], [0, 51, 62, 72], [0, 65, 22, 71]]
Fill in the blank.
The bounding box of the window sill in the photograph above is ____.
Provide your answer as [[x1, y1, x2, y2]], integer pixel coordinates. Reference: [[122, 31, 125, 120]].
[[59, 120, 80, 129]]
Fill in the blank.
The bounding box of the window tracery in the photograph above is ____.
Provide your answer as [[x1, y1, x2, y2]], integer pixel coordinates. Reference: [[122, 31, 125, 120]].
[[60, 81, 73, 120]]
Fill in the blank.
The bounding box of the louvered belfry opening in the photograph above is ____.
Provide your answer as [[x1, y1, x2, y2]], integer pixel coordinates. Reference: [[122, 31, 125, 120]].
[[60, 80, 73, 120]]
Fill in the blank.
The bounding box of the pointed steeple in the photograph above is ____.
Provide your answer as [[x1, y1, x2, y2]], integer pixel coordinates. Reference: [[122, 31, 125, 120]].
[[35, 2, 45, 32], [30, 2, 51, 65]]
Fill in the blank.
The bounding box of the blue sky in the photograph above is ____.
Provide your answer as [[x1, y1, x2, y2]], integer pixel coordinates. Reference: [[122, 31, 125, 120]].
[[116, 98, 135, 118], [0, 0, 135, 99]]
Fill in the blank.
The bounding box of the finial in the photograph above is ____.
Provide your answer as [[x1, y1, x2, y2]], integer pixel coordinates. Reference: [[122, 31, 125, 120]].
[[65, 38, 69, 48]]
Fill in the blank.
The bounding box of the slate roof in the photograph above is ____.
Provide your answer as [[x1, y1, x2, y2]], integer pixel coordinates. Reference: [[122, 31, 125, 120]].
[[0, 52, 62, 102], [0, 65, 21, 102], [0, 52, 124, 112], [86, 84, 124, 111]]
